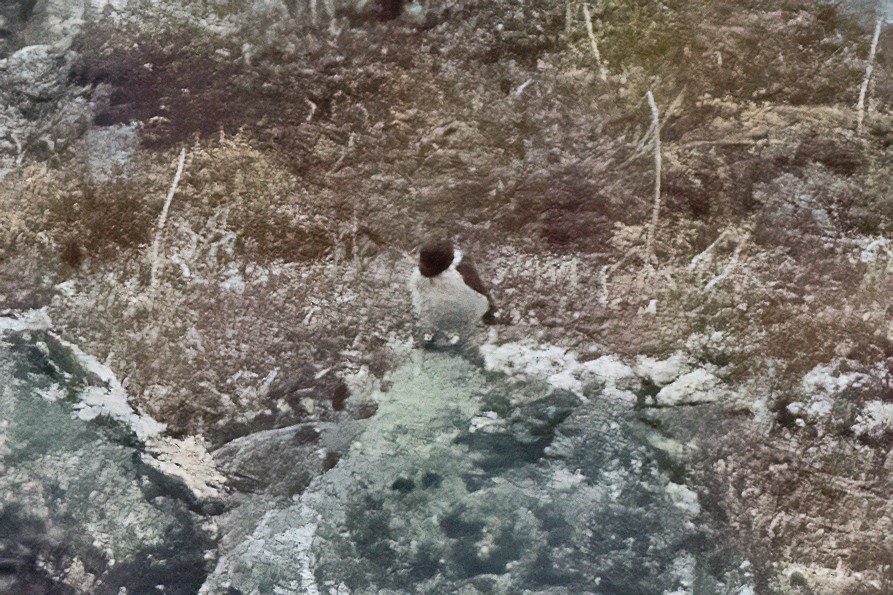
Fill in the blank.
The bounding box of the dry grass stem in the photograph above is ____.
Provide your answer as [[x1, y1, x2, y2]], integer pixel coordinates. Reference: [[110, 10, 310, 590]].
[[703, 233, 749, 292], [856, 17, 883, 133], [149, 147, 187, 289], [689, 229, 735, 271], [565, 0, 574, 36], [644, 90, 662, 264], [581, 3, 608, 81]]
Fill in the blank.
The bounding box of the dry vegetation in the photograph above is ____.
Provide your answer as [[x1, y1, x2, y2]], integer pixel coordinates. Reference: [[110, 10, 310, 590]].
[[0, 1, 887, 419], [0, 0, 887, 447]]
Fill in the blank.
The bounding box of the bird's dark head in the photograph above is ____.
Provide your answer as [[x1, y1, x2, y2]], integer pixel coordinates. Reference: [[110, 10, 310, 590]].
[[418, 239, 454, 277]]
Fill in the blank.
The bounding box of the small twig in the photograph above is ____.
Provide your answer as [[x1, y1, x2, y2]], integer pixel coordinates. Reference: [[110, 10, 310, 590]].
[[305, 99, 318, 122], [330, 132, 355, 172], [351, 205, 360, 271], [303, 305, 319, 325], [604, 250, 637, 277], [514, 79, 534, 96], [680, 139, 783, 148], [688, 229, 734, 271], [150, 147, 187, 289], [644, 90, 662, 264], [565, 0, 574, 36], [324, 0, 340, 36], [581, 3, 608, 81], [598, 264, 609, 304], [620, 90, 683, 167], [703, 234, 748, 292], [11, 132, 23, 166], [599, 250, 638, 303], [857, 17, 883, 134]]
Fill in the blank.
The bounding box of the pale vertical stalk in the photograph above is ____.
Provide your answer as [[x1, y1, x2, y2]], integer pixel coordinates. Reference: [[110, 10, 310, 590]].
[[565, 0, 575, 36], [324, 0, 338, 35], [581, 3, 608, 81], [645, 90, 662, 264], [150, 147, 187, 289], [598, 265, 609, 304], [352, 206, 359, 272], [857, 17, 883, 134], [11, 132, 23, 166]]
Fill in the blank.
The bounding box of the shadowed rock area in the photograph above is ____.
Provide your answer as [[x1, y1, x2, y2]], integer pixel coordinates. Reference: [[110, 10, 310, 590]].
[[0, 328, 213, 594]]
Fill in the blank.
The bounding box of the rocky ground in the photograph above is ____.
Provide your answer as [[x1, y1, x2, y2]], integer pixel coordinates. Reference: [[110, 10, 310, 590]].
[[0, 0, 892, 593]]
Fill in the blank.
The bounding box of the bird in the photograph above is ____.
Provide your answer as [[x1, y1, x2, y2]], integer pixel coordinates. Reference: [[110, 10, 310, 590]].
[[409, 238, 496, 347]]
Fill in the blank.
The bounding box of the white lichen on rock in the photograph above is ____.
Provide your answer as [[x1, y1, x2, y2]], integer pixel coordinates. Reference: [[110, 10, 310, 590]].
[[655, 369, 727, 407], [1, 312, 226, 505], [0, 309, 52, 332], [143, 434, 228, 504], [852, 400, 893, 437], [480, 341, 639, 403], [635, 351, 693, 387]]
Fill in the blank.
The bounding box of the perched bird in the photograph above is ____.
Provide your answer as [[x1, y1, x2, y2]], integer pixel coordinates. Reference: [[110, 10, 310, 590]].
[[409, 238, 496, 346]]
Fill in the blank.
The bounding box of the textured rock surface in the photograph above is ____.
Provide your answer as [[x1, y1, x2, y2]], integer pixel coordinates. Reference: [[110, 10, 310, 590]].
[[0, 323, 215, 593], [0, 43, 92, 169], [84, 124, 138, 182], [654, 369, 727, 407], [203, 350, 747, 594]]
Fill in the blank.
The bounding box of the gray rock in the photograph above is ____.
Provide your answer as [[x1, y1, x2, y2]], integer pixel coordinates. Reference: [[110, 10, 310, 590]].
[[84, 123, 139, 183], [202, 351, 739, 594], [654, 369, 728, 407], [0, 329, 214, 593], [23, 0, 87, 48], [5, 45, 70, 100], [0, 43, 91, 165], [635, 351, 693, 387], [213, 422, 338, 497]]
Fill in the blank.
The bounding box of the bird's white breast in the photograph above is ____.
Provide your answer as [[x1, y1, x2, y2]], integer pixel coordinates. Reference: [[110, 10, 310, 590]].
[[409, 267, 489, 334]]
